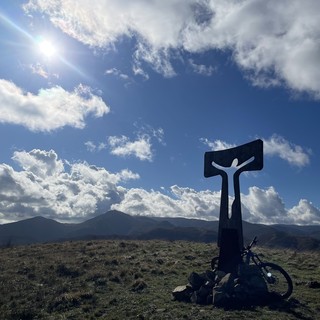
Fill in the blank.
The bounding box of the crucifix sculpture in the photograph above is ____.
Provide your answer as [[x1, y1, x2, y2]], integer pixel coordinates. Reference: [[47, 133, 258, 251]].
[[204, 139, 263, 273]]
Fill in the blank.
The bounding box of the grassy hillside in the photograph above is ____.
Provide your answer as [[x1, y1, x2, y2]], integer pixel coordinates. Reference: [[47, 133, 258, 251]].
[[0, 240, 319, 319]]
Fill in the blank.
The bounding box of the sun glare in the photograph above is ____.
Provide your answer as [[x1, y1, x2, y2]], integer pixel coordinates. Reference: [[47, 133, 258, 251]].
[[38, 39, 56, 58]]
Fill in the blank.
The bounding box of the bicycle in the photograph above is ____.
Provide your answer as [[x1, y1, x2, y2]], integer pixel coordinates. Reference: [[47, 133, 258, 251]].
[[211, 236, 293, 299]]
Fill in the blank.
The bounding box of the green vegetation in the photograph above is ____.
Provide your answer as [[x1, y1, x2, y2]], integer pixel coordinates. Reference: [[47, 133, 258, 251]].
[[0, 240, 319, 319]]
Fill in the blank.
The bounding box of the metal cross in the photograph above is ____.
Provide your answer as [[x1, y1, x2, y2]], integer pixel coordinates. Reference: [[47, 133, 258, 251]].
[[204, 139, 263, 273]]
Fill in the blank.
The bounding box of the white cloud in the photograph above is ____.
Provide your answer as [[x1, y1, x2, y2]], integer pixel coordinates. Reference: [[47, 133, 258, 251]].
[[28, 63, 59, 79], [0, 149, 139, 223], [201, 138, 236, 151], [241, 186, 287, 224], [112, 186, 221, 220], [135, 124, 166, 145], [86, 124, 164, 160], [84, 141, 96, 153], [12, 149, 64, 179], [117, 169, 140, 182], [105, 68, 130, 80], [188, 59, 216, 76], [84, 141, 107, 152], [133, 42, 176, 78], [24, 0, 320, 98], [0, 150, 319, 225], [287, 199, 320, 225], [0, 80, 110, 131], [242, 186, 320, 225], [113, 184, 320, 225], [29, 63, 49, 78], [108, 135, 153, 161], [263, 134, 311, 167]]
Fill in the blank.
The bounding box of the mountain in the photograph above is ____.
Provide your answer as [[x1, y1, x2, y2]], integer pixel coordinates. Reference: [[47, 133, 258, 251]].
[[76, 210, 160, 236], [1, 210, 320, 250], [0, 216, 75, 245]]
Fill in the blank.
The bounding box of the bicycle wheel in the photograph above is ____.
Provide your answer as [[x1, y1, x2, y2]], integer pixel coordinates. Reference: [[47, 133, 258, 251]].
[[260, 262, 293, 299]]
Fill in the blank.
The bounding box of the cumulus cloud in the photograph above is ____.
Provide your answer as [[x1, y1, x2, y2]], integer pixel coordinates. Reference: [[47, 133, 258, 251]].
[[263, 134, 311, 167], [113, 185, 320, 225], [287, 199, 320, 225], [242, 186, 320, 225], [112, 186, 221, 220], [24, 0, 320, 98], [108, 135, 153, 161], [85, 124, 164, 160], [12, 149, 64, 179], [0, 150, 318, 225], [0, 149, 139, 223], [241, 186, 287, 224], [107, 125, 165, 161], [0, 80, 109, 131]]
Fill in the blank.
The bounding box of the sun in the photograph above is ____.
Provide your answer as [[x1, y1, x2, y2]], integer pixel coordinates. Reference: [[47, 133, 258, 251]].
[[38, 39, 56, 58]]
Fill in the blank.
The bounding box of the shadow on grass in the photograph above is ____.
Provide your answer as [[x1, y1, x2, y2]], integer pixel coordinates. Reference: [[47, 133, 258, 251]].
[[267, 297, 314, 320], [219, 294, 313, 320]]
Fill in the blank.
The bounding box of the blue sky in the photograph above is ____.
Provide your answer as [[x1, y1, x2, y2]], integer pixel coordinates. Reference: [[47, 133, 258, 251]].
[[0, 0, 319, 225]]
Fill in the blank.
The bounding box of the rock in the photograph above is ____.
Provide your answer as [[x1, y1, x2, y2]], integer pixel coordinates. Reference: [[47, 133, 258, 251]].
[[172, 285, 193, 302], [173, 262, 274, 308], [248, 274, 268, 291], [188, 272, 206, 290], [238, 263, 260, 277], [191, 284, 212, 304], [212, 290, 229, 307], [236, 264, 269, 305], [190, 291, 199, 304], [212, 273, 234, 307], [215, 273, 234, 291], [215, 270, 226, 282], [205, 270, 216, 282]]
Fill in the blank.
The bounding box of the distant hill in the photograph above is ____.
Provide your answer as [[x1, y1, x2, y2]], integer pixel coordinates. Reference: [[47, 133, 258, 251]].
[[1, 210, 320, 250], [0, 216, 75, 245]]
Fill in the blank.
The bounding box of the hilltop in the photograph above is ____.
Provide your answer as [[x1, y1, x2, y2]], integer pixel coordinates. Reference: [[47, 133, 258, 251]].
[[0, 239, 319, 319]]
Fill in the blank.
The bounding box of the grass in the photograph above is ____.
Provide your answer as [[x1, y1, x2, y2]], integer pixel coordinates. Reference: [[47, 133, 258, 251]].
[[0, 240, 320, 319]]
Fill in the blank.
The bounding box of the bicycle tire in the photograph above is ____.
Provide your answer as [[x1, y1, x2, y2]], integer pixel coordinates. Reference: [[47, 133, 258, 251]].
[[260, 262, 293, 299]]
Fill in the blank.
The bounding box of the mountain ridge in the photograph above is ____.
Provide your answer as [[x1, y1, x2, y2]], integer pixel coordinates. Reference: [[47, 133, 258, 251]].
[[1, 210, 320, 250]]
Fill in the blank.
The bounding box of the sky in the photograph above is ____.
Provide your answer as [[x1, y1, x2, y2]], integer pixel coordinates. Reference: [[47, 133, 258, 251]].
[[0, 0, 319, 225]]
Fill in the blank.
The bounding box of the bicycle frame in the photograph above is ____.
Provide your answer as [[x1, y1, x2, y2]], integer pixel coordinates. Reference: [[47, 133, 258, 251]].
[[242, 236, 261, 265], [243, 249, 263, 266], [242, 239, 283, 284]]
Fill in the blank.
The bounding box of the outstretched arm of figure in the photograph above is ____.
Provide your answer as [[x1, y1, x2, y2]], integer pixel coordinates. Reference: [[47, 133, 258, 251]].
[[211, 156, 255, 171], [235, 156, 255, 171]]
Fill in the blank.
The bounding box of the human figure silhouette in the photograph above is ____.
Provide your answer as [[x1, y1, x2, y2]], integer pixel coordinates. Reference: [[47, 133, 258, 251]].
[[211, 156, 254, 219]]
